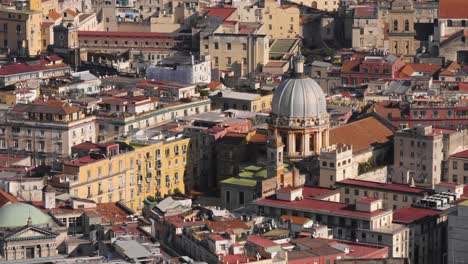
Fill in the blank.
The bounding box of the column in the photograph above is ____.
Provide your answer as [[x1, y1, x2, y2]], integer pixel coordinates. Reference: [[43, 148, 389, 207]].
[[288, 132, 294, 156], [317, 131, 322, 152], [304, 133, 311, 156]]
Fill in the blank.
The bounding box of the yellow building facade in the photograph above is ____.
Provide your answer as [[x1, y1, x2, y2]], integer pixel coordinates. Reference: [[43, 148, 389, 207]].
[[63, 138, 189, 212], [287, 0, 339, 11], [0, 6, 42, 57], [263, 0, 302, 39]]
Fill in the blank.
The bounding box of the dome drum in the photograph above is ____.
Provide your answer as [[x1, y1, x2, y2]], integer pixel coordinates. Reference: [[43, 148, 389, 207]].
[[269, 58, 330, 159], [269, 114, 330, 129]]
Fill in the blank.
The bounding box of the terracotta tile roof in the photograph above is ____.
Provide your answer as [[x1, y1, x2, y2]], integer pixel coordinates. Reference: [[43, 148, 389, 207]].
[[47, 10, 61, 21], [205, 7, 236, 22], [451, 149, 468, 159], [337, 179, 429, 194], [265, 61, 288, 68], [11, 101, 80, 116], [399, 64, 441, 77], [440, 0, 468, 19], [249, 133, 268, 143], [92, 203, 130, 224], [302, 187, 337, 198], [393, 207, 441, 224], [207, 81, 223, 91], [329, 116, 394, 153], [0, 60, 68, 76], [354, 5, 376, 18], [41, 22, 55, 28], [280, 215, 311, 225], [64, 8, 78, 17], [247, 235, 277, 248], [441, 61, 460, 76], [207, 220, 250, 232], [366, 102, 405, 119], [0, 190, 17, 207]]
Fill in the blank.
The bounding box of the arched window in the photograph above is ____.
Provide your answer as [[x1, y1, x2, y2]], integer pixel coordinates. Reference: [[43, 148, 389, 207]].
[[405, 20, 409, 31], [447, 20, 453, 27], [393, 20, 398, 31], [311, 1, 317, 9]]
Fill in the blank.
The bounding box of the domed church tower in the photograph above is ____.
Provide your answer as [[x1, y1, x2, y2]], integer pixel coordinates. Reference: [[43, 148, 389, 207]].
[[269, 54, 330, 160]]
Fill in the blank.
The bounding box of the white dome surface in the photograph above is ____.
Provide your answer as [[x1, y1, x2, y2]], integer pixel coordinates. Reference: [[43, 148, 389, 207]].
[[271, 77, 327, 118]]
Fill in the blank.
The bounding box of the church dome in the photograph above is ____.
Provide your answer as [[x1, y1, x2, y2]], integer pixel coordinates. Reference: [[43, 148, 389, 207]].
[[271, 77, 327, 118], [0, 203, 53, 228]]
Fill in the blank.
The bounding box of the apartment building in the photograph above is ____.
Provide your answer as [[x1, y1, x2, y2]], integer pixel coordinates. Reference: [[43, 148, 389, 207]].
[[336, 179, 431, 211], [61, 137, 189, 212], [149, 0, 199, 33], [447, 200, 468, 264], [340, 54, 405, 89], [0, 5, 42, 57], [393, 206, 450, 264], [199, 7, 270, 77], [263, 0, 301, 39], [253, 187, 410, 258], [392, 126, 444, 188], [351, 5, 385, 51], [447, 149, 468, 184], [96, 95, 211, 141], [78, 31, 180, 67], [0, 56, 70, 87], [209, 90, 273, 112], [145, 55, 211, 85], [0, 100, 96, 165]]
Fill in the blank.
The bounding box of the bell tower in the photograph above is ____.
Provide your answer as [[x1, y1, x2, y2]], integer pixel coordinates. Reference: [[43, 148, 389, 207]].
[[267, 130, 284, 178]]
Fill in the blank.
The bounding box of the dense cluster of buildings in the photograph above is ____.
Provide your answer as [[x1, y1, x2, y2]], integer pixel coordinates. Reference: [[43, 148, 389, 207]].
[[0, 0, 467, 263]]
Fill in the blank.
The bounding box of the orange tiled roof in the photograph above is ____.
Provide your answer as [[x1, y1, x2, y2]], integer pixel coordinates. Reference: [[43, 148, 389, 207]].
[[366, 102, 404, 118], [207, 220, 250, 233], [0, 190, 17, 207], [280, 215, 311, 225], [207, 81, 223, 91], [47, 10, 61, 21], [441, 61, 461, 76], [64, 8, 78, 17], [440, 0, 468, 19], [330, 116, 394, 153], [399, 64, 441, 78], [249, 133, 268, 143]]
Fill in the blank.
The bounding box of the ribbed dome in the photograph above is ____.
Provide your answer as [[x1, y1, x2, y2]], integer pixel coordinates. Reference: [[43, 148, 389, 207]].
[[0, 203, 53, 228], [271, 77, 327, 118]]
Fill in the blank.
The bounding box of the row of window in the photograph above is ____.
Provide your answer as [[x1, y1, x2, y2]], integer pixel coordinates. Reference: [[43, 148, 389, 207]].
[[452, 161, 468, 171], [344, 188, 414, 202], [213, 56, 247, 67], [82, 40, 173, 47], [213, 42, 247, 51], [322, 158, 351, 168]]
